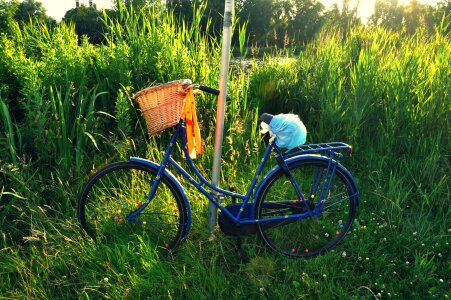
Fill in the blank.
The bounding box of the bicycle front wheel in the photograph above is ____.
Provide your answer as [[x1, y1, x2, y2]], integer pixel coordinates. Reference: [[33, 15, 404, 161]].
[[256, 158, 358, 258], [78, 161, 188, 252]]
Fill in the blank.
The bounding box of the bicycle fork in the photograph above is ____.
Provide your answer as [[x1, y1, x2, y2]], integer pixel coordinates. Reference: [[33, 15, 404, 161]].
[[126, 132, 179, 222]]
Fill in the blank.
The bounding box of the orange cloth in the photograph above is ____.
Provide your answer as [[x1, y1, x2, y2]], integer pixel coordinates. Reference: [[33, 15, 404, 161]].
[[181, 89, 203, 159]]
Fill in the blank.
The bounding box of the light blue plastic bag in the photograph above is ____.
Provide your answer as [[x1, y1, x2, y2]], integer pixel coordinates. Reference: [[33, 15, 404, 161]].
[[268, 114, 307, 150]]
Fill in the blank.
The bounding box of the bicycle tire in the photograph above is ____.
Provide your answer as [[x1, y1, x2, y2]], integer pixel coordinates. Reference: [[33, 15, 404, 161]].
[[256, 158, 358, 258], [78, 161, 188, 252]]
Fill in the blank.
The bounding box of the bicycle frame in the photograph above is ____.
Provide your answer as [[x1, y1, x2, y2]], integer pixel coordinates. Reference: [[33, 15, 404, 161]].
[[126, 119, 351, 227]]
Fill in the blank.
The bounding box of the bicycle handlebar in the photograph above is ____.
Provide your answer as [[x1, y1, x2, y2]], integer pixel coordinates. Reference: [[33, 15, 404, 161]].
[[182, 81, 220, 96], [198, 85, 220, 96]]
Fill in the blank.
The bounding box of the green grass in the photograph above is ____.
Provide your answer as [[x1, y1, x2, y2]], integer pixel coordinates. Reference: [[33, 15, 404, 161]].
[[0, 5, 450, 299]]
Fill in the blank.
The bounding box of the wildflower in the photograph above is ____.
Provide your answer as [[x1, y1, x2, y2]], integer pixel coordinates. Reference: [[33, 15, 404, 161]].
[[439, 279, 444, 283], [342, 251, 347, 258]]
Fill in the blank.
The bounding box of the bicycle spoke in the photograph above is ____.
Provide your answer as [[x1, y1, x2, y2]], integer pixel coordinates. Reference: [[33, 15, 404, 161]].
[[256, 159, 357, 258], [78, 162, 187, 252]]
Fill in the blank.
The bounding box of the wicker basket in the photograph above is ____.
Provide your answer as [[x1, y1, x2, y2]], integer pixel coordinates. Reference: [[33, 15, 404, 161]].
[[133, 80, 187, 135]]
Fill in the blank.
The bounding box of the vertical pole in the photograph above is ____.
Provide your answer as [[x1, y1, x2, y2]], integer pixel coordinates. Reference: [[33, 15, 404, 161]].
[[208, 0, 234, 232]]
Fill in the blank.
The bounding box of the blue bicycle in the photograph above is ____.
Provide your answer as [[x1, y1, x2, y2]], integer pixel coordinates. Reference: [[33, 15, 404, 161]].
[[77, 81, 360, 259]]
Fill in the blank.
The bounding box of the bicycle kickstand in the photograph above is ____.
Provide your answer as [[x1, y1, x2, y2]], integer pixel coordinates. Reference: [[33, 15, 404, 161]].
[[235, 226, 249, 263]]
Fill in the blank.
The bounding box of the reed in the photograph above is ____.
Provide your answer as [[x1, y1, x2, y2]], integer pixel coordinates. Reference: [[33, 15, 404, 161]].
[[0, 97, 18, 164]]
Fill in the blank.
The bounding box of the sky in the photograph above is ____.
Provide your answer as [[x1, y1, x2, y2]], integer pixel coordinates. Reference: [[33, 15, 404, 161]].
[[36, 0, 442, 22]]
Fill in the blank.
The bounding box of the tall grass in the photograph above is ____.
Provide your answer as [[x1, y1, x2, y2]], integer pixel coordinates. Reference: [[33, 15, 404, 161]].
[[246, 24, 450, 298], [0, 97, 19, 164], [0, 5, 450, 299]]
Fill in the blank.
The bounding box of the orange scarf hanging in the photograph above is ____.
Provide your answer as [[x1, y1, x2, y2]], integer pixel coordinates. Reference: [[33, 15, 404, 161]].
[[181, 89, 203, 159]]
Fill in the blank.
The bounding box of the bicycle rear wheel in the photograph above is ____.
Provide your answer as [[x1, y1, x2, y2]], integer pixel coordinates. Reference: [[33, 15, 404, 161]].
[[78, 161, 188, 252], [256, 158, 358, 258]]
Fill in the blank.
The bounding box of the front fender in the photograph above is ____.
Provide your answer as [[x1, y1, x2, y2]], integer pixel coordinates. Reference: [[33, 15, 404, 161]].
[[253, 155, 360, 207], [129, 157, 192, 240]]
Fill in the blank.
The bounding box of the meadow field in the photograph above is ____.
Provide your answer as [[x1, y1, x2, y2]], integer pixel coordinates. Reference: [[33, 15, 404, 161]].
[[0, 6, 449, 299]]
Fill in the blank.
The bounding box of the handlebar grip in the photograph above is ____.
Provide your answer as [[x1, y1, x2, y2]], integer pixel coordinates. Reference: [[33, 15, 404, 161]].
[[199, 85, 220, 96]]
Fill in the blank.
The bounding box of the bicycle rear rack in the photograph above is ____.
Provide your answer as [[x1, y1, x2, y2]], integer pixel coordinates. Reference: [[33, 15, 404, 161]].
[[283, 142, 352, 160]]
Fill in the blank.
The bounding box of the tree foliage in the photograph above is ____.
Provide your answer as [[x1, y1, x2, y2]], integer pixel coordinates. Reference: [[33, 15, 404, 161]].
[[63, 5, 106, 44], [369, 0, 450, 34], [14, 0, 47, 22], [1, 0, 55, 33], [2, 0, 449, 48], [0, 0, 18, 33]]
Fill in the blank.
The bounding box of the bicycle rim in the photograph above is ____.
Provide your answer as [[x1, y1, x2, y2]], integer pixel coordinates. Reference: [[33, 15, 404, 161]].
[[78, 162, 187, 252], [256, 159, 357, 258]]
